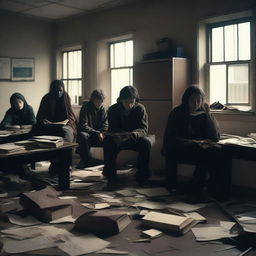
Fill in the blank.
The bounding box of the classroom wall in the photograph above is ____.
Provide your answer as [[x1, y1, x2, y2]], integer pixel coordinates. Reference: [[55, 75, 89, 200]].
[[54, 0, 256, 188], [0, 13, 53, 120]]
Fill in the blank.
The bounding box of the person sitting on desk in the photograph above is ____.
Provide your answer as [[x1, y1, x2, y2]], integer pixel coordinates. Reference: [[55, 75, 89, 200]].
[[76, 89, 108, 169], [0, 92, 36, 129], [103, 85, 151, 189], [35, 80, 77, 143], [162, 85, 230, 200]]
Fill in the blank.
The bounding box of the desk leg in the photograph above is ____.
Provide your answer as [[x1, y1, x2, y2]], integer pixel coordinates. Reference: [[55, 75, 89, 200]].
[[57, 148, 72, 190]]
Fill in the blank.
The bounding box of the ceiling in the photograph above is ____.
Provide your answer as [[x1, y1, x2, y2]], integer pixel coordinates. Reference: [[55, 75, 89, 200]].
[[0, 0, 138, 21]]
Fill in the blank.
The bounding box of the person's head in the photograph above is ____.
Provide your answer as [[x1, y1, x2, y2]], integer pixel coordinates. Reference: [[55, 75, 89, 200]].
[[10, 93, 26, 111], [181, 85, 205, 113], [49, 80, 65, 98], [89, 89, 105, 109], [118, 86, 139, 111]]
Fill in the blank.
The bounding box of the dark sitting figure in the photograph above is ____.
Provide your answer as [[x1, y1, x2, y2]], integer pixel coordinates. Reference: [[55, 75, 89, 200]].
[[0, 92, 36, 129], [103, 85, 151, 188], [77, 89, 108, 169], [162, 85, 230, 200], [35, 80, 77, 142]]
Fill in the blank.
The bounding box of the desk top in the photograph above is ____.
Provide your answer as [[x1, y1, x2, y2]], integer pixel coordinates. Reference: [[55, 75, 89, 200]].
[[0, 142, 77, 159], [219, 134, 256, 148]]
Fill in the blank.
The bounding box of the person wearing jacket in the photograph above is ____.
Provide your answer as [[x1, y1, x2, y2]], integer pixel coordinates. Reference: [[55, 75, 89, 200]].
[[77, 89, 108, 168], [103, 86, 151, 188], [162, 85, 230, 200], [36, 79, 77, 142], [1, 92, 36, 129]]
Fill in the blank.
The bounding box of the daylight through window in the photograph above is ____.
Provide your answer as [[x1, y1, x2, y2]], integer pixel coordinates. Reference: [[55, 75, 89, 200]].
[[62, 49, 82, 105], [208, 19, 251, 109], [110, 40, 133, 104]]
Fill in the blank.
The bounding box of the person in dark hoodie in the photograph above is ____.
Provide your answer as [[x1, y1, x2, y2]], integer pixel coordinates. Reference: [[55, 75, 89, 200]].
[[76, 89, 108, 169], [162, 85, 231, 200], [1, 92, 36, 129], [36, 79, 77, 142], [103, 85, 151, 188]]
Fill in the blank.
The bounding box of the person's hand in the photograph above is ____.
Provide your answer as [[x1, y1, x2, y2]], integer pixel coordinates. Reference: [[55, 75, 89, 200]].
[[192, 139, 220, 149], [41, 119, 52, 125], [203, 103, 210, 113], [98, 132, 104, 142]]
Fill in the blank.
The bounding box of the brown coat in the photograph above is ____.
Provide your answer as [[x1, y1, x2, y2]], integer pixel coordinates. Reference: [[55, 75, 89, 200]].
[[36, 92, 77, 137]]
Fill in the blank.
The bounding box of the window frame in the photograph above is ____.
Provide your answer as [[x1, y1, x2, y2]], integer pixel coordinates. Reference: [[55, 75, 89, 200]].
[[207, 17, 252, 108], [61, 48, 83, 106], [109, 39, 134, 104]]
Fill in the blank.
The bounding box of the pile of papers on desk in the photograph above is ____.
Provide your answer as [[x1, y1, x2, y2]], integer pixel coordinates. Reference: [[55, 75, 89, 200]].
[[0, 143, 25, 153], [31, 135, 64, 148]]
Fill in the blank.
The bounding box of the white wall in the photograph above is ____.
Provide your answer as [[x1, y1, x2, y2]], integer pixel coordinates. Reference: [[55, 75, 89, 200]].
[[0, 13, 53, 120]]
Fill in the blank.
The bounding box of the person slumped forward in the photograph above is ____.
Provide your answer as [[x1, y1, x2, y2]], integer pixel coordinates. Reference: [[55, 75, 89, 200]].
[[77, 89, 108, 169], [103, 86, 151, 188]]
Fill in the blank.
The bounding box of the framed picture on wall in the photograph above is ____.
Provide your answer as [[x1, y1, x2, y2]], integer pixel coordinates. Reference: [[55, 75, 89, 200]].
[[11, 58, 35, 81], [0, 57, 11, 80]]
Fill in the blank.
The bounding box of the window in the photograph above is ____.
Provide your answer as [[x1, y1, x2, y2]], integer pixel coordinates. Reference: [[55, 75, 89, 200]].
[[207, 18, 252, 110], [110, 40, 133, 104], [62, 49, 82, 105]]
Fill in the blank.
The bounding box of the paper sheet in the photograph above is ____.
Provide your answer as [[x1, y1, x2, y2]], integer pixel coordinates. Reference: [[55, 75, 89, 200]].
[[135, 187, 170, 197], [3, 236, 56, 253], [7, 213, 42, 226]]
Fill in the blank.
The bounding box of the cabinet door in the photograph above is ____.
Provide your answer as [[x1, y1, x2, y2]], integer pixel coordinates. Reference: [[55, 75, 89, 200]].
[[141, 100, 172, 139], [134, 61, 172, 100]]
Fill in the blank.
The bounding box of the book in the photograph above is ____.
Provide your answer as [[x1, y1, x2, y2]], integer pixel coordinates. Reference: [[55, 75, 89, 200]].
[[74, 211, 131, 236], [142, 211, 197, 235], [20, 186, 73, 222], [0, 143, 25, 153], [31, 136, 64, 148]]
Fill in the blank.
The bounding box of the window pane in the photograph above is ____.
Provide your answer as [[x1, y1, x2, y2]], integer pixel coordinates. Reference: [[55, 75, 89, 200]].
[[238, 22, 250, 60], [228, 64, 249, 104], [62, 52, 67, 79], [67, 80, 82, 105], [68, 50, 82, 79], [224, 24, 237, 61], [125, 40, 133, 66], [114, 42, 125, 67], [210, 64, 226, 104], [212, 27, 224, 62], [110, 44, 114, 68], [111, 68, 131, 104], [76, 50, 82, 78]]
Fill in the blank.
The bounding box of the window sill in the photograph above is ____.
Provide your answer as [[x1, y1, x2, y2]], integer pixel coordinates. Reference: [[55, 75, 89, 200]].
[[210, 109, 255, 116]]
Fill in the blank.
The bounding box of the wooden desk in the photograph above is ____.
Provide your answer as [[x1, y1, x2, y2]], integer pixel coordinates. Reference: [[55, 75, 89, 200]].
[[0, 142, 77, 190]]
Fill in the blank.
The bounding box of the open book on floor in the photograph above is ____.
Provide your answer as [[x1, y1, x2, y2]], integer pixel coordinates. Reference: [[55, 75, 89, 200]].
[[142, 211, 198, 235]]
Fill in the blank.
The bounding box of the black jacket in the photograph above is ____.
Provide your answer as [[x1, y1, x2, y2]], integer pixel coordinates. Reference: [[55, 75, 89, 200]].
[[108, 102, 148, 139], [162, 105, 219, 155]]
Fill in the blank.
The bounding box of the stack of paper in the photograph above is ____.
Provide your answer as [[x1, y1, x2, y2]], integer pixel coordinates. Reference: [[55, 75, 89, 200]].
[[31, 135, 64, 148], [0, 143, 25, 153]]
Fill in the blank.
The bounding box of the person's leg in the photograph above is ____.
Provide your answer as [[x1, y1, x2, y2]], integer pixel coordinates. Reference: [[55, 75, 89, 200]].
[[135, 137, 151, 183], [77, 132, 92, 168], [166, 143, 208, 194], [103, 136, 119, 180], [61, 126, 74, 143], [165, 156, 178, 190]]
